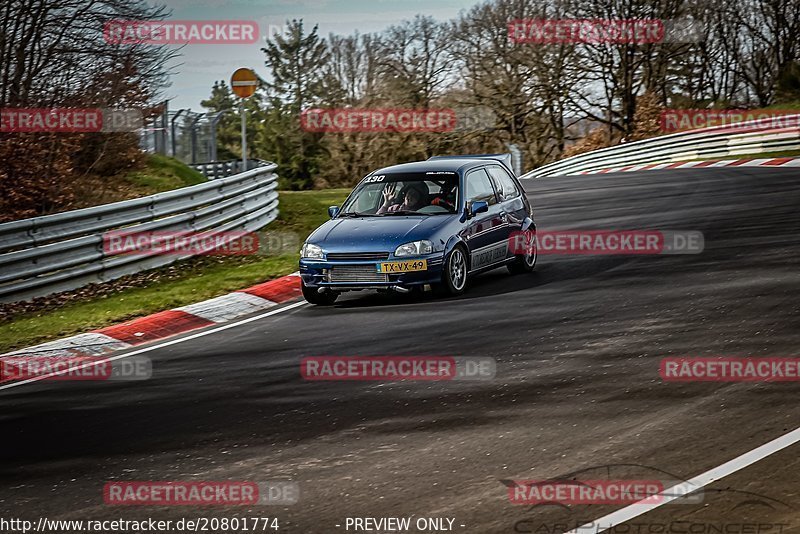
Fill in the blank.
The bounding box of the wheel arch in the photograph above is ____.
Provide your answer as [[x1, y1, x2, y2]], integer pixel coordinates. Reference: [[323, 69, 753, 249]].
[[443, 235, 470, 270]]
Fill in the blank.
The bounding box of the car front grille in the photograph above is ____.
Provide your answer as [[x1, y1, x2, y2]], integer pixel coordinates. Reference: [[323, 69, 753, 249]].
[[326, 252, 390, 261], [328, 265, 388, 283]]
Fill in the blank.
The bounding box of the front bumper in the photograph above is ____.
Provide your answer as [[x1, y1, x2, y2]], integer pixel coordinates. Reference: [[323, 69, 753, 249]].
[[299, 254, 444, 291]]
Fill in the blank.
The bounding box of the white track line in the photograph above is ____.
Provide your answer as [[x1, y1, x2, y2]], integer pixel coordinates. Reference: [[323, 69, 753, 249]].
[[568, 426, 800, 533], [0, 300, 308, 392]]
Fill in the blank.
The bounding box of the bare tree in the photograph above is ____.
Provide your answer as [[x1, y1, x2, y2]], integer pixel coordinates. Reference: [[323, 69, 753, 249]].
[[324, 33, 382, 106], [377, 15, 456, 106], [0, 0, 173, 107]]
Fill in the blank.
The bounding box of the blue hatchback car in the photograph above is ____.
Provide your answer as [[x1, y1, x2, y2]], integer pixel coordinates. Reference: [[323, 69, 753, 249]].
[[299, 154, 537, 305]]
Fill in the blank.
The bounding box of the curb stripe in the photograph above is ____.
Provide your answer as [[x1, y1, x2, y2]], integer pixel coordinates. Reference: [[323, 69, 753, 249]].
[[1, 333, 131, 359], [0, 301, 308, 392], [94, 310, 216, 345], [3, 274, 305, 368], [241, 274, 302, 303], [568, 157, 800, 176], [176, 292, 277, 323], [764, 157, 794, 165]]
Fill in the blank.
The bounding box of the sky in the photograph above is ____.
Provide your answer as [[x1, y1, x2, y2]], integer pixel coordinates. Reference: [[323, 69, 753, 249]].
[[155, 0, 479, 111]]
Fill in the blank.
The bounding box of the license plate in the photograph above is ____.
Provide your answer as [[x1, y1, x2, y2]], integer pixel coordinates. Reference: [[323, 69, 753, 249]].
[[377, 260, 427, 273]]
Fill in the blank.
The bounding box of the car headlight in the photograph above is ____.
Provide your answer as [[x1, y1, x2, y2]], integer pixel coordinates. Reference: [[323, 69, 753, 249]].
[[394, 240, 433, 257], [301, 242, 324, 260]]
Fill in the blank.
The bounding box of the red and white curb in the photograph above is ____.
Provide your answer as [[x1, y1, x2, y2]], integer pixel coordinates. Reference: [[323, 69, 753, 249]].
[[0, 273, 302, 362], [578, 156, 800, 175]]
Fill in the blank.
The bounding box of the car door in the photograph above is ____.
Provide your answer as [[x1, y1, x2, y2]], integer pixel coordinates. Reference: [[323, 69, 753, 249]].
[[487, 165, 527, 259], [463, 168, 507, 271]]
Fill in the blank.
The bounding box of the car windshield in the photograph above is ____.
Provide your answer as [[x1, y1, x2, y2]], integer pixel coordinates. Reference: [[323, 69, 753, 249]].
[[339, 172, 460, 216]]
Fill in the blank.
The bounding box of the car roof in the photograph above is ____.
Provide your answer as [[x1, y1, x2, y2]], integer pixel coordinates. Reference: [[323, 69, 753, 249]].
[[371, 158, 497, 175]]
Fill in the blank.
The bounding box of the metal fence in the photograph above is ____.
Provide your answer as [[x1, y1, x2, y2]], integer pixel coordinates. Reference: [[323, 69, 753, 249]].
[[0, 164, 279, 303], [140, 102, 230, 165], [521, 114, 800, 179]]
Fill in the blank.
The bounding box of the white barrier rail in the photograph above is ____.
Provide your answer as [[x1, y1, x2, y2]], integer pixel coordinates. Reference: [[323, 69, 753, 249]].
[[521, 114, 800, 179], [0, 164, 279, 303]]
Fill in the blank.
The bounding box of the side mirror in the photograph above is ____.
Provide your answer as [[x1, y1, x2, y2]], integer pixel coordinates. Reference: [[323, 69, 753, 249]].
[[469, 200, 489, 217], [328, 205, 340, 219]]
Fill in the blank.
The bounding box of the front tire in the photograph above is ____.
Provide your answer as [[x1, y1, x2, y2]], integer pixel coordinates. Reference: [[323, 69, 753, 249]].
[[302, 282, 339, 305], [437, 245, 468, 296]]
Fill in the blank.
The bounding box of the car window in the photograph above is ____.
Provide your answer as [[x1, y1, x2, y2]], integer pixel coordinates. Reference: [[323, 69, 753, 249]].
[[465, 168, 498, 205], [487, 166, 520, 201], [339, 172, 459, 215]]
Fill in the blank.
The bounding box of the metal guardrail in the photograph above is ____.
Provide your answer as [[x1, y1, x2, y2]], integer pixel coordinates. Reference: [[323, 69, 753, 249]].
[[0, 163, 279, 303], [190, 159, 272, 180], [521, 114, 800, 179]]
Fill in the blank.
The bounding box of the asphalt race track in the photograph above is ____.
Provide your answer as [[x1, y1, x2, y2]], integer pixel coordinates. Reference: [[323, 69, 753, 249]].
[[2, 167, 800, 533]]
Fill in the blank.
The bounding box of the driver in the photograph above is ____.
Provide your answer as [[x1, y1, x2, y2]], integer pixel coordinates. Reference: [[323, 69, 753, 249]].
[[377, 182, 428, 214]]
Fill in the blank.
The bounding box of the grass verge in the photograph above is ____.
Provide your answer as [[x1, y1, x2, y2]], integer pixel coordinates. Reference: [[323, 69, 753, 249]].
[[0, 188, 350, 353], [124, 154, 207, 193], [68, 154, 209, 211]]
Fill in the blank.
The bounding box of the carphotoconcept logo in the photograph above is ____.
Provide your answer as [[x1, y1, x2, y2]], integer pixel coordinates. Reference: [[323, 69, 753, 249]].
[[512, 486, 791, 533], [1, 108, 143, 133], [0, 355, 151, 382], [103, 20, 259, 45], [300, 356, 496, 381], [505, 464, 720, 533], [103, 481, 298, 505], [508, 230, 704, 255], [661, 357, 800, 382]]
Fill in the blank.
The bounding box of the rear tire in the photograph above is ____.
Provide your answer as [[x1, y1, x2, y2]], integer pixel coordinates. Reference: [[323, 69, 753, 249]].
[[508, 231, 537, 274], [302, 282, 339, 305], [436, 245, 468, 296]]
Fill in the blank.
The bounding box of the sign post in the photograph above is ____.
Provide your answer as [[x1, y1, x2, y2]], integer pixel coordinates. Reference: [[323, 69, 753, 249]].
[[230, 68, 258, 172], [240, 101, 247, 171]]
